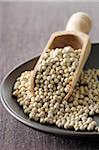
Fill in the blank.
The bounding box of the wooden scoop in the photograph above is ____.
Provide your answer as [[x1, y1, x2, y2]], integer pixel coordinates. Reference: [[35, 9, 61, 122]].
[[31, 12, 92, 100]]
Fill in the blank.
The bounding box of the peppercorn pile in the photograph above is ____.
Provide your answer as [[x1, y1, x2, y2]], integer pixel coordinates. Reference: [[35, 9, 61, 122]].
[[13, 46, 99, 131]]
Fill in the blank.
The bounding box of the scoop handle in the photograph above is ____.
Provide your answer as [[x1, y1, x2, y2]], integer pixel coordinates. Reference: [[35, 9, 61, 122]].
[[66, 12, 92, 34]]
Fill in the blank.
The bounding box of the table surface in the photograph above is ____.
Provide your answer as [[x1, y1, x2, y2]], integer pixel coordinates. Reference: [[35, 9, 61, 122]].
[[0, 2, 99, 150]]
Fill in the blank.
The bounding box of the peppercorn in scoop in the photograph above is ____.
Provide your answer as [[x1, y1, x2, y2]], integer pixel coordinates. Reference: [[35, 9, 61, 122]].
[[34, 46, 81, 100]]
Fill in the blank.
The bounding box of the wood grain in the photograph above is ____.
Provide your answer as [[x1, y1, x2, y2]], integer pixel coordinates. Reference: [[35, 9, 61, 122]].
[[0, 2, 99, 150]]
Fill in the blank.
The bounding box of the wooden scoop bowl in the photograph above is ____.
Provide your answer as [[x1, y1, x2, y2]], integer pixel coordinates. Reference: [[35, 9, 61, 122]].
[[31, 12, 92, 100]]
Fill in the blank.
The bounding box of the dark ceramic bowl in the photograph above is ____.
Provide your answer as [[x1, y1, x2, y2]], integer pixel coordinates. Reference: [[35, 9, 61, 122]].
[[0, 43, 99, 136]]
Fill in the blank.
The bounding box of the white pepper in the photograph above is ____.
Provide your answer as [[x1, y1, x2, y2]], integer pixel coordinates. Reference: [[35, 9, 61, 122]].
[[13, 52, 99, 132]]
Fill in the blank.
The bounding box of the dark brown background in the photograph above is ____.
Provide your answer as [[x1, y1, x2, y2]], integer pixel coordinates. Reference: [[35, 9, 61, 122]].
[[0, 2, 99, 150]]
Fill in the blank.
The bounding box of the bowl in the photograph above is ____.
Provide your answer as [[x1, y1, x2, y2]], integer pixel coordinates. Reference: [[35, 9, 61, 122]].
[[1, 43, 99, 136]]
